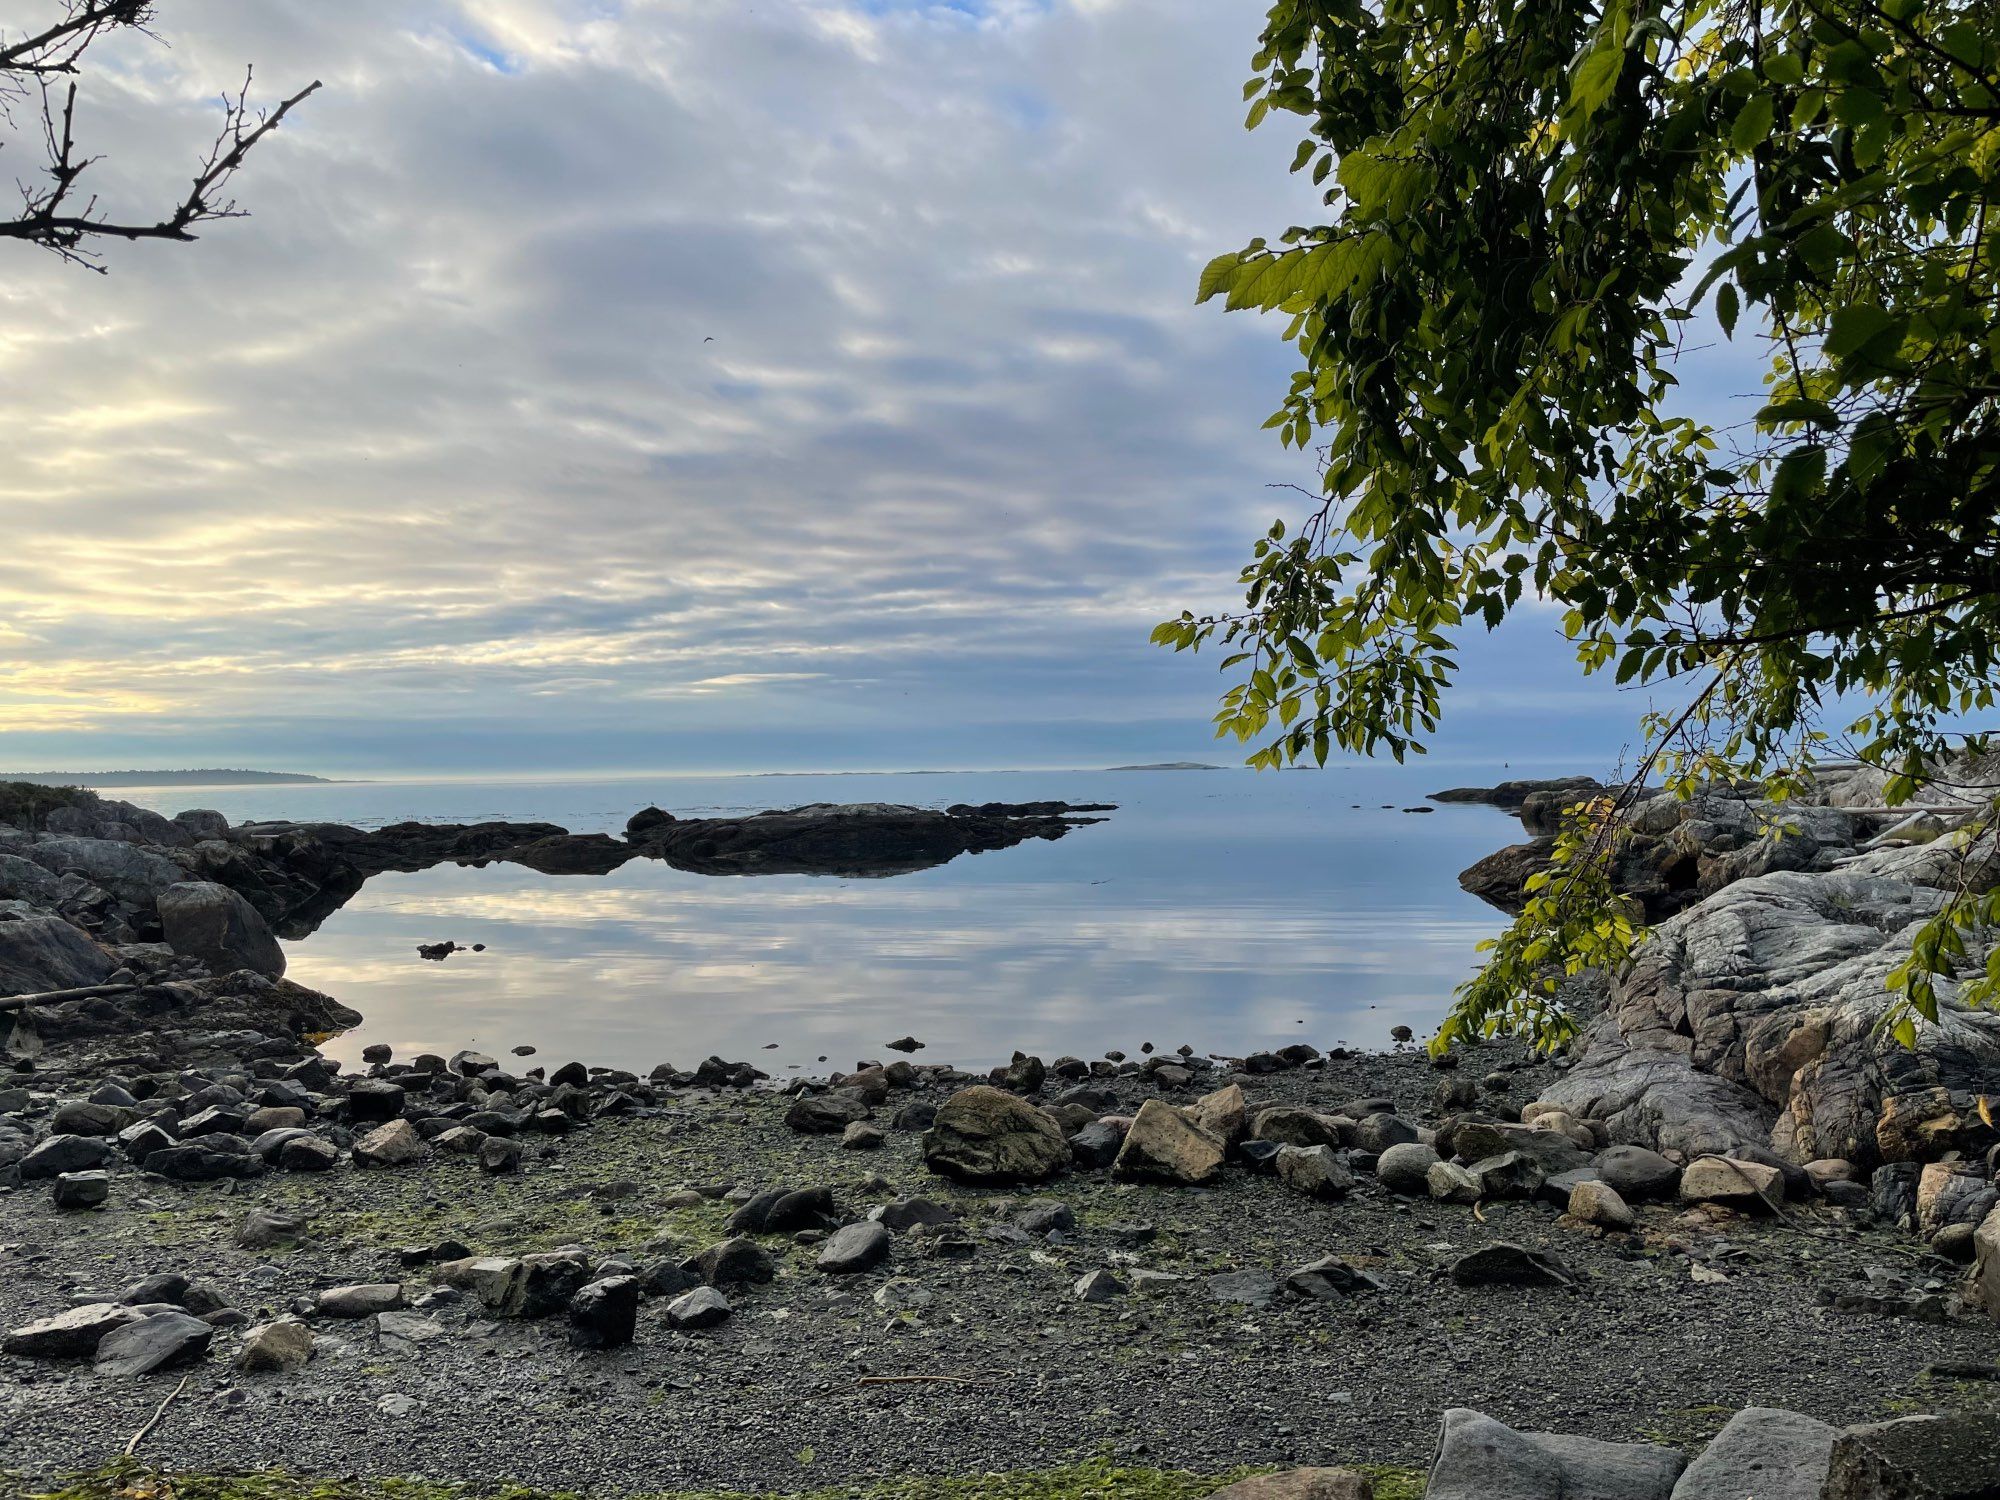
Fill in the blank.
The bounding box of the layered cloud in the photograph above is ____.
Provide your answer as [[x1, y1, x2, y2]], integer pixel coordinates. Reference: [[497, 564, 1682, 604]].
[[1, 0, 1649, 773]]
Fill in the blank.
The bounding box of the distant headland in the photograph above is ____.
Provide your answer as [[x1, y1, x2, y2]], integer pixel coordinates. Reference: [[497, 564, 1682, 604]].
[[1104, 761, 1226, 771], [0, 769, 339, 787]]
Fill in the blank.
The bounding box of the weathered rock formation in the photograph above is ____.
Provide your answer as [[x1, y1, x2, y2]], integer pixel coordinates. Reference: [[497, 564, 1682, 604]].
[[1469, 761, 2000, 1178]]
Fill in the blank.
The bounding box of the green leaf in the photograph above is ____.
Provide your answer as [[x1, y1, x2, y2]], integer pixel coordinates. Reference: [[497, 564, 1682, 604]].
[[1731, 93, 1775, 153]]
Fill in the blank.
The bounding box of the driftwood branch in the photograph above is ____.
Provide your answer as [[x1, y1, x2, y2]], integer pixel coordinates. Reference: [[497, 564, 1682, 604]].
[[0, 982, 135, 1013]]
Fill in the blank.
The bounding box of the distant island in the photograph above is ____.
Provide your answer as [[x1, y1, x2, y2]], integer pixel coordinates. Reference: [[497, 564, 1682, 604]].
[[1105, 761, 1226, 771], [1, 769, 338, 787]]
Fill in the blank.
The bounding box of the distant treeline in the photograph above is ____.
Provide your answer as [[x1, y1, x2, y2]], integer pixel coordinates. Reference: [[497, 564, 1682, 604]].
[[1, 769, 335, 787]]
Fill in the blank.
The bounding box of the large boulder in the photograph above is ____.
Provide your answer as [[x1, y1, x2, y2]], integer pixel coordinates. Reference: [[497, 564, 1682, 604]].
[[1111, 1099, 1226, 1185], [922, 1086, 1066, 1184], [157, 881, 286, 978], [1820, 1412, 2000, 1499], [0, 915, 117, 995], [1971, 1203, 2000, 1323], [1668, 1407, 1835, 1499], [1424, 1407, 1683, 1500], [1537, 836, 2000, 1167], [20, 836, 185, 911]]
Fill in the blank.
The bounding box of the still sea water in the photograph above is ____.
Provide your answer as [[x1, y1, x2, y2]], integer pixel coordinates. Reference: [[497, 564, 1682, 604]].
[[121, 767, 1521, 1075]]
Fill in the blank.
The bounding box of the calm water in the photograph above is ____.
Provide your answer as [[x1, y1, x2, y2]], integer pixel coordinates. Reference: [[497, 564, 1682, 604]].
[[122, 767, 1518, 1074]]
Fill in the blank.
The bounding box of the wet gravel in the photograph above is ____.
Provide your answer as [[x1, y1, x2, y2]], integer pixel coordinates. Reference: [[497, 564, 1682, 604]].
[[3, 1045, 1998, 1494]]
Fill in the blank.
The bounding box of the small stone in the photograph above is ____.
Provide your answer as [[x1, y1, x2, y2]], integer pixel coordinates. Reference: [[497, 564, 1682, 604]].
[[786, 1092, 872, 1134], [1448, 1242, 1574, 1288], [237, 1208, 307, 1249], [21, 1134, 114, 1179], [352, 1119, 426, 1168], [1249, 1106, 1345, 1149], [94, 1311, 213, 1376], [51, 1170, 110, 1211], [1567, 1179, 1635, 1231], [1275, 1144, 1353, 1201], [1426, 1160, 1482, 1203], [687, 1236, 775, 1287], [346, 1078, 407, 1122], [841, 1121, 886, 1151], [1375, 1141, 1441, 1195], [436, 1256, 527, 1314], [1073, 1269, 1127, 1303], [4, 1303, 144, 1358], [478, 1136, 524, 1175], [1594, 1143, 1682, 1200], [1679, 1155, 1785, 1210], [665, 1286, 731, 1329], [567, 1276, 641, 1349], [872, 1198, 958, 1233], [816, 1221, 891, 1275], [1111, 1099, 1226, 1185], [236, 1317, 312, 1373], [316, 1283, 405, 1318], [278, 1136, 340, 1172], [1185, 1084, 1248, 1143]]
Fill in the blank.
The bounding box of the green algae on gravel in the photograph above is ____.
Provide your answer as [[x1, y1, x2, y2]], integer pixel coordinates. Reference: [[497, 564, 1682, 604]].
[[15, 1459, 1427, 1500]]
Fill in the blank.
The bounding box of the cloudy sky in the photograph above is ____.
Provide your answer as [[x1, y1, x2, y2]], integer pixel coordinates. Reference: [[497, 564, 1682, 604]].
[[0, 0, 1701, 777]]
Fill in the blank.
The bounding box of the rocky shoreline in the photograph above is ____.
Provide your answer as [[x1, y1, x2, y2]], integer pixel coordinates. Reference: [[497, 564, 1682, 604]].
[[1, 777, 1998, 1496]]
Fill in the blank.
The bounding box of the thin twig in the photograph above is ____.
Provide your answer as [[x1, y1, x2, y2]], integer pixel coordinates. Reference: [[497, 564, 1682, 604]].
[[853, 1375, 1002, 1388], [124, 1374, 192, 1456]]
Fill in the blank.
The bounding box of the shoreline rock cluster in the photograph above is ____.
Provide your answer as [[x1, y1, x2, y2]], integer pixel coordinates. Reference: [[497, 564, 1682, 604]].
[[1434, 765, 2000, 1304]]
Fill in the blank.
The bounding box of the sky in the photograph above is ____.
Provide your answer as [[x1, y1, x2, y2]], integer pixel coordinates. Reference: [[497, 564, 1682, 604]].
[[0, 0, 1727, 778]]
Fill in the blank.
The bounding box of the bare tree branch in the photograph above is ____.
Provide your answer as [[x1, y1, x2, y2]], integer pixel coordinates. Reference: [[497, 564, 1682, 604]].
[[0, 3, 317, 269]]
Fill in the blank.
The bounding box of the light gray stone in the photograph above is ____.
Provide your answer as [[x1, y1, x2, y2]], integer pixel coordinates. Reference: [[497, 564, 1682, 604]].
[[1425, 1408, 1683, 1500], [1668, 1407, 1836, 1500]]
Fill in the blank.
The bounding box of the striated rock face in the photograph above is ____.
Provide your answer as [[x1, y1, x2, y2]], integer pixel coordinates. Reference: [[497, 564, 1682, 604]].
[[1539, 835, 2000, 1169]]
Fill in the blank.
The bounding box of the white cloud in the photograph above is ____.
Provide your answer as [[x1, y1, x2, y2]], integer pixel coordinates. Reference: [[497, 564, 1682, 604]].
[[0, 0, 1655, 773]]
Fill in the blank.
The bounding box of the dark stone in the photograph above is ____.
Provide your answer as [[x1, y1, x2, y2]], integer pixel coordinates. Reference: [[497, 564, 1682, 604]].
[[1069, 1121, 1123, 1170], [1448, 1242, 1575, 1288], [871, 1198, 958, 1234], [94, 1311, 213, 1376], [1285, 1256, 1385, 1299], [347, 1079, 407, 1122], [51, 1170, 111, 1210], [785, 1092, 871, 1134], [567, 1276, 641, 1349], [686, 1236, 775, 1287], [816, 1221, 891, 1274], [1821, 1411, 2000, 1499], [20, 1134, 113, 1179], [146, 1142, 262, 1182], [1594, 1143, 1682, 1200]]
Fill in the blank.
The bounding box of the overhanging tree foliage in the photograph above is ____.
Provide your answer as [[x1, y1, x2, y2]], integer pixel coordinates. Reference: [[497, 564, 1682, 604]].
[[1157, 0, 2000, 1047]]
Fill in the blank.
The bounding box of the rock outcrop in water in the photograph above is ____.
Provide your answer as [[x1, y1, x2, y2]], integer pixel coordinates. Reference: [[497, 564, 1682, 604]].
[[0, 785, 1114, 1069]]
